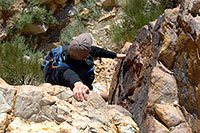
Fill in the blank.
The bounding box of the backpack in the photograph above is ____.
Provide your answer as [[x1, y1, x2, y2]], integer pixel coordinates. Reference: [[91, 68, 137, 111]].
[[41, 45, 94, 85], [41, 46, 70, 84]]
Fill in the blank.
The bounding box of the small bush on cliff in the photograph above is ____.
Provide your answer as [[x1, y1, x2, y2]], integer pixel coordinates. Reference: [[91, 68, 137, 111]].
[[0, 35, 44, 85], [11, 0, 57, 31], [0, 0, 15, 11], [60, 16, 86, 44], [111, 0, 166, 43]]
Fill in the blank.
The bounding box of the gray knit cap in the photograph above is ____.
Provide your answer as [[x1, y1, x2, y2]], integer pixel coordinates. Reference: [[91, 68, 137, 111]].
[[69, 33, 93, 60]]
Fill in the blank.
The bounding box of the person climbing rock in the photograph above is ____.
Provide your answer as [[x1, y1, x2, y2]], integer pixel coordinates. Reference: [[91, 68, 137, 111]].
[[42, 33, 126, 101]]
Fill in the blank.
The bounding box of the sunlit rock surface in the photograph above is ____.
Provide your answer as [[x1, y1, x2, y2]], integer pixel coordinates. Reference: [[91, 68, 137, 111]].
[[109, 0, 200, 132], [0, 78, 138, 132]]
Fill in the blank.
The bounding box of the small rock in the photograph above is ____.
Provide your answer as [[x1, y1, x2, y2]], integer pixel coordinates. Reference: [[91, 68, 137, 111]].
[[101, 0, 116, 8], [22, 23, 48, 34], [154, 104, 185, 128]]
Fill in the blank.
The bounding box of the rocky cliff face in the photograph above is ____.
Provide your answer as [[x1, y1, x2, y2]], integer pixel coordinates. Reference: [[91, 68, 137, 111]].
[[0, 78, 139, 132], [109, 0, 200, 132]]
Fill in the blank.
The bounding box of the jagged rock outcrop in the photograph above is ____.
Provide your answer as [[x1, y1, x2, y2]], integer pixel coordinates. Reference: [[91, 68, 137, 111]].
[[109, 0, 200, 132], [0, 78, 138, 132]]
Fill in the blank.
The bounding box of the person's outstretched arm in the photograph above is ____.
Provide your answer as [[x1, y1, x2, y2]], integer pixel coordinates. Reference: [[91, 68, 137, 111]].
[[90, 46, 126, 59]]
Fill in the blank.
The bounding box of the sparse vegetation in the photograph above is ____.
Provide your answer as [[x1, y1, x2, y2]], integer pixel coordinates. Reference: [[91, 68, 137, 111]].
[[111, 0, 166, 43], [0, 35, 44, 85], [0, 0, 15, 11], [0, 0, 58, 85], [13, 1, 57, 31], [60, 16, 86, 44]]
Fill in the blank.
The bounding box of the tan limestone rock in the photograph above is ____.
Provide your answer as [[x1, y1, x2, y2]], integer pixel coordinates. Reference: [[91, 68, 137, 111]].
[[14, 88, 46, 120], [94, 58, 117, 94], [122, 42, 132, 54], [7, 117, 60, 132], [0, 77, 138, 132], [154, 104, 185, 128], [158, 27, 177, 69], [0, 91, 12, 114], [60, 122, 79, 132], [109, 109, 139, 133], [0, 113, 8, 133], [171, 123, 192, 133], [0, 87, 17, 109], [148, 61, 178, 106], [144, 115, 169, 133]]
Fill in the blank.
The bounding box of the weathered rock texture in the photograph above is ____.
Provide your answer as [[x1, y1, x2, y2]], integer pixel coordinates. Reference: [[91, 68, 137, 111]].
[[109, 0, 200, 132], [0, 78, 138, 132]]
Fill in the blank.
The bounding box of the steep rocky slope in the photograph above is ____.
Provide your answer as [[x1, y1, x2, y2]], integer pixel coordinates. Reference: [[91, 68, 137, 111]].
[[1, 0, 199, 132], [109, 0, 200, 132], [0, 78, 139, 132]]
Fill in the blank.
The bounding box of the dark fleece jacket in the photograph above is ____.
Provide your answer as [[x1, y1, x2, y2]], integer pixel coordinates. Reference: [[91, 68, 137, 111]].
[[58, 44, 117, 90]]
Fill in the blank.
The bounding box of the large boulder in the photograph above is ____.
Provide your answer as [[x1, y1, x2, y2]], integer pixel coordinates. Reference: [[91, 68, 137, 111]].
[[109, 0, 200, 132]]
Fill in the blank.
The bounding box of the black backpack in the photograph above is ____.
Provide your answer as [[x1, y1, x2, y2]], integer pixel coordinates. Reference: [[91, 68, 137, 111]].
[[41, 46, 71, 84]]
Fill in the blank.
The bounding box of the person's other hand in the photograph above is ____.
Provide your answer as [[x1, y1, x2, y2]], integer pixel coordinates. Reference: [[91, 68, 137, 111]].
[[116, 54, 126, 59], [73, 82, 89, 101]]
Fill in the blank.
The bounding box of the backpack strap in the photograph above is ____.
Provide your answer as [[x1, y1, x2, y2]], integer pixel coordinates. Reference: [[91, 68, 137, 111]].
[[57, 46, 62, 64], [53, 46, 71, 68], [86, 68, 94, 74]]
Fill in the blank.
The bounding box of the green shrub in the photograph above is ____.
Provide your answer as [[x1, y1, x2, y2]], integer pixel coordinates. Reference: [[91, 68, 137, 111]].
[[0, 35, 44, 85], [13, 0, 57, 31], [60, 16, 86, 44], [0, 0, 15, 11], [111, 0, 166, 43], [111, 15, 135, 43]]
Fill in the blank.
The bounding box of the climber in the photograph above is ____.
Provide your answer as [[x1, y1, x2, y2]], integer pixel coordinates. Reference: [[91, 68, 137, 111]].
[[42, 33, 126, 102]]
